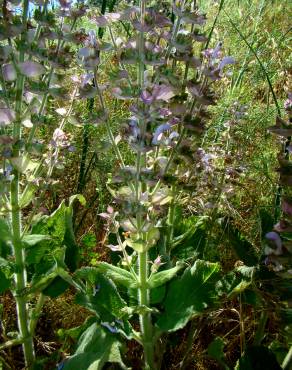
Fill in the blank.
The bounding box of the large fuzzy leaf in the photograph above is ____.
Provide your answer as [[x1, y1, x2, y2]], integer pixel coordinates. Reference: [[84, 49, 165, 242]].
[[74, 267, 126, 322], [156, 260, 220, 332], [147, 262, 185, 289], [96, 262, 138, 289], [216, 265, 255, 298], [63, 323, 127, 370], [28, 196, 85, 296]]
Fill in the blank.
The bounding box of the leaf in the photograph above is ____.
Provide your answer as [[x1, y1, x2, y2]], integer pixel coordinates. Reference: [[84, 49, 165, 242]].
[[156, 260, 220, 332], [171, 215, 207, 259], [0, 218, 11, 243], [96, 262, 138, 289], [74, 267, 127, 321], [235, 346, 282, 370], [216, 266, 255, 298], [22, 234, 51, 246], [63, 323, 127, 370], [19, 184, 38, 208], [10, 156, 38, 174], [0, 270, 11, 294], [19, 61, 46, 78], [208, 337, 230, 370], [219, 218, 259, 266], [147, 262, 185, 289]]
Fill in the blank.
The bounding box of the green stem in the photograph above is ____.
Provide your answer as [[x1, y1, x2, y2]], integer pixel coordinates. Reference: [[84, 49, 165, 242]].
[[11, 174, 35, 368], [29, 293, 46, 336], [10, 0, 35, 367], [253, 310, 268, 346], [138, 251, 155, 370], [282, 346, 292, 370]]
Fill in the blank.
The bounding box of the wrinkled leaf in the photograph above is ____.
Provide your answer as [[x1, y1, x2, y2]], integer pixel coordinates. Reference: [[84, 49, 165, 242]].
[[157, 260, 220, 332], [147, 262, 185, 289], [63, 323, 127, 370]]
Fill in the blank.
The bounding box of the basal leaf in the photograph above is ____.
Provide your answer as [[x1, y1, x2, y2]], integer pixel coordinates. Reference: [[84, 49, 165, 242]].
[[63, 323, 127, 370]]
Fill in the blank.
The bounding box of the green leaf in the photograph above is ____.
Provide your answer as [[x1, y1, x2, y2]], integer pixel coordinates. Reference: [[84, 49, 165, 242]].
[[147, 262, 185, 289], [208, 337, 230, 370], [0, 270, 11, 294], [19, 184, 38, 208], [96, 262, 138, 289], [156, 260, 220, 332], [219, 218, 258, 266], [216, 266, 255, 298], [0, 218, 11, 243], [235, 346, 282, 370], [63, 323, 127, 370], [69, 194, 86, 207], [22, 234, 51, 246], [74, 267, 127, 321], [171, 215, 207, 260], [9, 156, 38, 174]]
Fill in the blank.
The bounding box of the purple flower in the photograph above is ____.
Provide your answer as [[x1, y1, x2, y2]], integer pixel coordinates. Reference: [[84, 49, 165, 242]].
[[101, 322, 119, 333], [152, 123, 171, 145], [93, 284, 100, 296]]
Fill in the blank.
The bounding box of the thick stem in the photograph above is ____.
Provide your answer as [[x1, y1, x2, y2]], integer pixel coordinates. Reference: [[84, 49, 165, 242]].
[[11, 174, 35, 368], [10, 0, 35, 367], [138, 251, 155, 370]]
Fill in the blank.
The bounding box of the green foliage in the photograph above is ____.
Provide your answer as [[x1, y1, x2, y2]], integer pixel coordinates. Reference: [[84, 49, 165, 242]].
[[207, 337, 230, 370], [157, 260, 221, 332], [74, 267, 127, 321], [95, 262, 139, 289], [147, 262, 185, 289], [63, 323, 127, 370], [171, 215, 208, 260], [235, 346, 282, 370], [219, 218, 259, 266]]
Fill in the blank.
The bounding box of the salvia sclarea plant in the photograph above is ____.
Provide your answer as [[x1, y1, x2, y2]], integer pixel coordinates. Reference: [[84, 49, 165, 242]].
[[52, 1, 263, 370], [0, 0, 89, 368]]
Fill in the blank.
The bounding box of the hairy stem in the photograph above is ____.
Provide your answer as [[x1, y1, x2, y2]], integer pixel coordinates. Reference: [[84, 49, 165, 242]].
[[138, 251, 155, 370], [10, 0, 35, 367]]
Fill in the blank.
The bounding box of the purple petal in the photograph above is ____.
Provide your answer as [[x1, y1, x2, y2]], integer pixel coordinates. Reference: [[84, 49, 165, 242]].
[[2, 64, 17, 81], [218, 56, 235, 71], [265, 232, 282, 250], [152, 123, 171, 145], [19, 61, 45, 78], [154, 85, 175, 102], [0, 108, 16, 126], [101, 322, 119, 333], [282, 199, 292, 216], [141, 90, 153, 105]]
